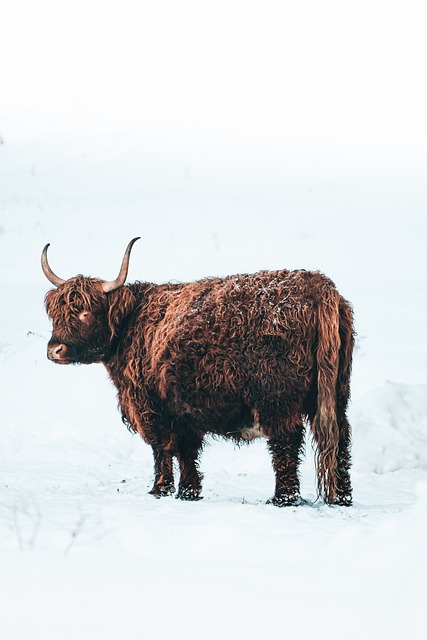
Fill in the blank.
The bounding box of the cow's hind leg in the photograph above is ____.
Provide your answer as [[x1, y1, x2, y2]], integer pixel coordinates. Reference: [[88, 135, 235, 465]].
[[333, 311, 353, 506], [266, 418, 305, 507], [333, 298, 354, 506], [149, 447, 175, 497], [175, 429, 204, 501], [334, 412, 352, 506]]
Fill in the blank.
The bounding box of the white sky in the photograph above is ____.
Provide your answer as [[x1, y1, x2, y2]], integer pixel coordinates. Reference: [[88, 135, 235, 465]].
[[2, 0, 426, 156]]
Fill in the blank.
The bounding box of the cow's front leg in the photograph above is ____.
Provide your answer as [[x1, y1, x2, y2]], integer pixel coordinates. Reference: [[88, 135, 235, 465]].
[[149, 446, 175, 498], [175, 429, 204, 501], [266, 419, 305, 507]]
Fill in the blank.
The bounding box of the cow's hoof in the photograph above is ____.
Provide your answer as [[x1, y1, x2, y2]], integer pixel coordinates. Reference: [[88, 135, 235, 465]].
[[176, 486, 203, 501], [149, 483, 176, 498], [333, 494, 352, 507], [267, 494, 302, 507]]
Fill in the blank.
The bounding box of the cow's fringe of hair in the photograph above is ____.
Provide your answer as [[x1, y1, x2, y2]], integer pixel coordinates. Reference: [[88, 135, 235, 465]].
[[45, 276, 106, 321]]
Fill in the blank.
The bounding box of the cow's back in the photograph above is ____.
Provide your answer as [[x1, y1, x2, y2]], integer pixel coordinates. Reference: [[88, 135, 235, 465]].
[[139, 269, 333, 424]]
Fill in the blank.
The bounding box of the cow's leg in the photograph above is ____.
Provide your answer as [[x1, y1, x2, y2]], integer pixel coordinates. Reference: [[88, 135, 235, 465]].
[[266, 420, 305, 507], [333, 299, 353, 506], [334, 412, 352, 506], [149, 446, 175, 497], [175, 429, 204, 501]]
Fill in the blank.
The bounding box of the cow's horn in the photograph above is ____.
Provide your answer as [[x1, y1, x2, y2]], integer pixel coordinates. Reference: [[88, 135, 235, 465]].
[[41, 244, 66, 288], [102, 237, 141, 293]]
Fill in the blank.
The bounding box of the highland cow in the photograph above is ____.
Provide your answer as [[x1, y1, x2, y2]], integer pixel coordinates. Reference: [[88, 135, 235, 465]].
[[42, 238, 354, 506]]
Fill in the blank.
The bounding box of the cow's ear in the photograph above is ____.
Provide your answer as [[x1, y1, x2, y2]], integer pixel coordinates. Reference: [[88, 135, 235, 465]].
[[107, 287, 136, 338]]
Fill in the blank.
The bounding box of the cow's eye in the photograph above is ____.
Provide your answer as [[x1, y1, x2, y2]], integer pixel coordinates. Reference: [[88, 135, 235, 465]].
[[78, 311, 91, 322]]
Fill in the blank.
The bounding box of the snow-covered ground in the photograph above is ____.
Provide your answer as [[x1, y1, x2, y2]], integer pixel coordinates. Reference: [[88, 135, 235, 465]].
[[1, 3, 427, 639]]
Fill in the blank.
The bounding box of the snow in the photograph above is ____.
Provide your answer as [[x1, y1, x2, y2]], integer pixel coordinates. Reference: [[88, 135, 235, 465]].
[[1, 2, 427, 638]]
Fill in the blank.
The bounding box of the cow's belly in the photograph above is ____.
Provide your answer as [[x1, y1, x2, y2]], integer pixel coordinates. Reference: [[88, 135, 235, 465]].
[[171, 397, 267, 442]]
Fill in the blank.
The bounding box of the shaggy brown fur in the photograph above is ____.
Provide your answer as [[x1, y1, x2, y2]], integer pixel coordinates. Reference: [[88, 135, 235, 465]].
[[44, 266, 355, 506]]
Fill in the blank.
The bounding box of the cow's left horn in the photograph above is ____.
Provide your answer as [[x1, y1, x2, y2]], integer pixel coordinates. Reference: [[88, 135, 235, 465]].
[[41, 244, 66, 287], [102, 237, 141, 293]]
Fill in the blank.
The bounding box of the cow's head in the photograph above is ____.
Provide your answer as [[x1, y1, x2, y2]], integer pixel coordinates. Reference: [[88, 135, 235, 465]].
[[42, 238, 139, 365]]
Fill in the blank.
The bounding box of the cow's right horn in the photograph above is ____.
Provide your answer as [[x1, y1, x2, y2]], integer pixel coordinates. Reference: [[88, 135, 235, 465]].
[[41, 244, 66, 287], [102, 237, 141, 293]]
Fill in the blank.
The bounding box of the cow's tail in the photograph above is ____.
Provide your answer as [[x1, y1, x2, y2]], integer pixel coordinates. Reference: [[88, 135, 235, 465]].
[[311, 286, 341, 504]]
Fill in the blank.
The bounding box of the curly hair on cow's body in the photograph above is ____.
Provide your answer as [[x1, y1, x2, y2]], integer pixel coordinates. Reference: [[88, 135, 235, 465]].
[[43, 239, 355, 506]]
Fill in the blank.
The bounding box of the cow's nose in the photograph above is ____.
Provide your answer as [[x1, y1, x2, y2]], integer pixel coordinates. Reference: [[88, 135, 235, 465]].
[[47, 343, 68, 361]]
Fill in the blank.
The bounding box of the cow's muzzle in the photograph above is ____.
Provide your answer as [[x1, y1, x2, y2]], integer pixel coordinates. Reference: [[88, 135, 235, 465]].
[[47, 342, 71, 364]]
